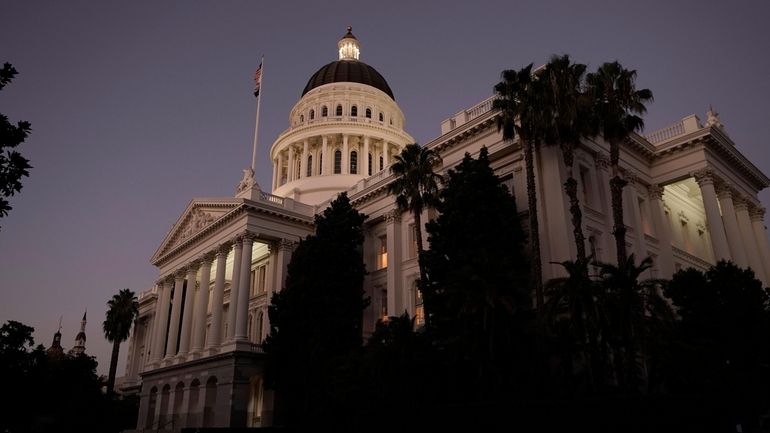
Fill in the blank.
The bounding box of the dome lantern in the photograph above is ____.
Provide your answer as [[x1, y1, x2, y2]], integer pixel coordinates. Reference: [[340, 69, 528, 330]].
[[338, 26, 360, 61]]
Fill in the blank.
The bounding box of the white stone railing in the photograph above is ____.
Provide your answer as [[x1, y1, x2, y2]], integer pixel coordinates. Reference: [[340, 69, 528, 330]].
[[645, 121, 685, 144], [256, 190, 315, 217], [465, 96, 495, 122]]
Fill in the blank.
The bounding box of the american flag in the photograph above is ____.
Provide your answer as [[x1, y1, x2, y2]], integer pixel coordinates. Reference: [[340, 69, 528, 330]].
[[253, 62, 263, 97]]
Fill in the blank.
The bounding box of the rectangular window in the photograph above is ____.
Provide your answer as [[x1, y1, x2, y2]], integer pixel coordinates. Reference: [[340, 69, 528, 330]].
[[579, 166, 592, 207], [257, 264, 267, 294], [250, 269, 257, 296], [377, 236, 388, 270], [414, 286, 424, 327]]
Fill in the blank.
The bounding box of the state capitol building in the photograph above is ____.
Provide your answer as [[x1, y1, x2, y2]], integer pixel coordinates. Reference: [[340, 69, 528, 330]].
[[119, 28, 770, 429]]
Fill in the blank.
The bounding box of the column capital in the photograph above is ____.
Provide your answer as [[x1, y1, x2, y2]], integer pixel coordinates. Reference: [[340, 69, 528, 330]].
[[595, 152, 610, 170], [385, 209, 402, 223], [241, 231, 257, 243], [750, 206, 766, 222], [174, 270, 187, 280], [715, 182, 735, 200], [733, 196, 749, 211], [186, 260, 200, 273], [200, 251, 217, 266], [648, 184, 665, 200], [277, 239, 295, 251], [216, 242, 232, 257], [231, 234, 244, 245], [692, 168, 718, 187]]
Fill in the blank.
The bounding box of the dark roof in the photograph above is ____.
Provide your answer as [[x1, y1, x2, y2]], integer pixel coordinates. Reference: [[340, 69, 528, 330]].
[[302, 60, 394, 100]]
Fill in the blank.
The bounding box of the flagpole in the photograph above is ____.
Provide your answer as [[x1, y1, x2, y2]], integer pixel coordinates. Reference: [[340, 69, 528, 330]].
[[250, 55, 264, 173]]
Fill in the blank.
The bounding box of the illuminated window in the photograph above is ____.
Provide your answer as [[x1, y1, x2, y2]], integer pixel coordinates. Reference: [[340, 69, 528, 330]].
[[365, 108, 372, 118], [413, 281, 424, 327], [350, 151, 358, 174], [379, 112, 384, 122], [351, 105, 358, 117], [368, 153, 372, 176], [334, 150, 341, 174], [336, 105, 343, 116], [307, 155, 313, 177], [377, 236, 388, 270], [322, 106, 328, 117], [309, 109, 315, 120]]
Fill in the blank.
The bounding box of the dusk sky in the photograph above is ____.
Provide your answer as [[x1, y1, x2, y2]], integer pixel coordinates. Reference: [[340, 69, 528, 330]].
[[1, 1, 769, 375]]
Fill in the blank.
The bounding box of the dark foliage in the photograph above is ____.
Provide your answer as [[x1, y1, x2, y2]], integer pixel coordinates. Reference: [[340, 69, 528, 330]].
[[103, 288, 138, 396], [0, 320, 138, 433], [420, 147, 532, 400], [0, 63, 32, 226], [263, 193, 368, 427]]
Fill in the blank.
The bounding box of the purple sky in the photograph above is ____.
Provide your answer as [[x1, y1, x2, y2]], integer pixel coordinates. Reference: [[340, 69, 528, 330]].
[[1, 1, 769, 375]]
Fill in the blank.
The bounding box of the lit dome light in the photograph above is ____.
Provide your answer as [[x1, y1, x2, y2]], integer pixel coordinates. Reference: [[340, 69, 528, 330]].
[[338, 26, 360, 61]]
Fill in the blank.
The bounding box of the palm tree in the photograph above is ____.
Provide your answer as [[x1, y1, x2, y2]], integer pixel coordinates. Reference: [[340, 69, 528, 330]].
[[388, 143, 443, 283], [596, 254, 670, 392], [542, 55, 594, 265], [586, 62, 653, 265], [103, 288, 138, 396], [545, 259, 608, 392], [493, 65, 551, 312]]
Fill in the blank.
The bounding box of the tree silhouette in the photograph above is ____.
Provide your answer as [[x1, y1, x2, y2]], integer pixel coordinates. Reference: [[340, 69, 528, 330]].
[[0, 62, 32, 226], [263, 193, 368, 426], [103, 288, 138, 396]]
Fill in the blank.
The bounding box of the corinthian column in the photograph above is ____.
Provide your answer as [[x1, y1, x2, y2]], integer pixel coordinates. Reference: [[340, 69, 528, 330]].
[[716, 183, 748, 267], [363, 136, 370, 176], [178, 262, 199, 356], [385, 209, 402, 316], [750, 207, 770, 283], [648, 184, 674, 277], [165, 271, 186, 358], [235, 234, 255, 340], [192, 252, 214, 352], [226, 237, 243, 341], [693, 169, 731, 262], [151, 278, 172, 363], [207, 243, 229, 349], [735, 198, 764, 280]]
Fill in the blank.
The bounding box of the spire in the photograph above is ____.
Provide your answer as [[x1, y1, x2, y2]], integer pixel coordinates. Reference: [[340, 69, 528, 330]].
[[70, 309, 87, 356], [338, 26, 360, 61], [47, 320, 64, 358]]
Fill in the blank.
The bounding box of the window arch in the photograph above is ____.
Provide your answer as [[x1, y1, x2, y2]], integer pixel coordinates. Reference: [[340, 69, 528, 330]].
[[322, 106, 328, 117], [309, 109, 315, 120], [334, 150, 342, 174], [350, 150, 358, 174], [351, 105, 358, 117], [336, 105, 343, 116], [365, 108, 372, 118], [299, 114, 304, 122], [307, 155, 313, 177], [379, 112, 384, 122]]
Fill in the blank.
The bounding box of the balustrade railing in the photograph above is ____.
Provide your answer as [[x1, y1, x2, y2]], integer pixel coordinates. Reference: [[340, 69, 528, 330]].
[[645, 120, 685, 144]]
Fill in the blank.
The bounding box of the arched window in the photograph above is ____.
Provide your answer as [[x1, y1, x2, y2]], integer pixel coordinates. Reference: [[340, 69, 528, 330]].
[[366, 108, 372, 118], [256, 312, 264, 343], [379, 156, 384, 171], [307, 155, 313, 177], [336, 105, 343, 116], [299, 114, 304, 122], [367, 153, 372, 175], [379, 112, 384, 122], [334, 150, 342, 174], [309, 109, 315, 120], [351, 105, 358, 117], [322, 106, 328, 117], [350, 151, 358, 174]]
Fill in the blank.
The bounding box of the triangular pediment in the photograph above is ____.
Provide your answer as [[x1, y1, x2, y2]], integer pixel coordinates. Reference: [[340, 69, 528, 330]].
[[152, 198, 243, 263]]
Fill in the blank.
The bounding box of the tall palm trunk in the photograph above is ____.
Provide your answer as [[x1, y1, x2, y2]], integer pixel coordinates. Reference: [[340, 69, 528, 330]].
[[107, 340, 120, 396], [609, 140, 628, 265], [524, 138, 543, 311], [414, 209, 425, 281], [561, 142, 587, 264]]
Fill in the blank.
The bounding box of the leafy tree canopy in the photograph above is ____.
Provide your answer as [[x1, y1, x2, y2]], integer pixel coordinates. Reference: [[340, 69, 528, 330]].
[[0, 63, 32, 225]]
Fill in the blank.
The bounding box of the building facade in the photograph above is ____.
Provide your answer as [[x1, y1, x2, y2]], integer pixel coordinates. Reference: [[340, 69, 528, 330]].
[[121, 29, 770, 430]]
